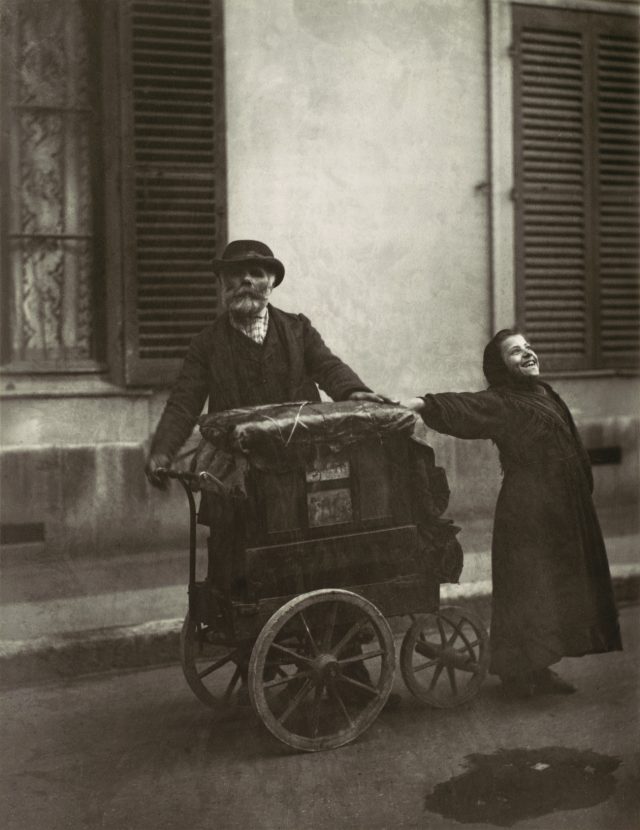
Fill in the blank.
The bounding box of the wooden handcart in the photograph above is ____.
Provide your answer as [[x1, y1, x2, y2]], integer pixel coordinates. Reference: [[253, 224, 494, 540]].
[[163, 401, 489, 752]]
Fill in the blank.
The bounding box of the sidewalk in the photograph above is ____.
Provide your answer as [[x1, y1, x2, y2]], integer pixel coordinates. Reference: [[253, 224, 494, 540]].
[[1, 522, 638, 689]]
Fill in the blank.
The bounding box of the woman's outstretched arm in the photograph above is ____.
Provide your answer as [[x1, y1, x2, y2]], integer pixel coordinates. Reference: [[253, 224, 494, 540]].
[[402, 391, 509, 441]]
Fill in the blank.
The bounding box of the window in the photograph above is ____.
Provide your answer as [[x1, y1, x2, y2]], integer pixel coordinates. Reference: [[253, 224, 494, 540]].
[[512, 5, 639, 371], [0, 0, 226, 384], [0, 0, 104, 371]]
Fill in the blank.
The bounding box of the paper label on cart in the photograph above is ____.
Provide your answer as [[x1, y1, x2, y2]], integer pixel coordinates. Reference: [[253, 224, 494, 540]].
[[305, 461, 350, 483], [307, 488, 353, 526]]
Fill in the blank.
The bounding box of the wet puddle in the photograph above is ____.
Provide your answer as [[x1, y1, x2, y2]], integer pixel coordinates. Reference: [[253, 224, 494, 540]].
[[424, 747, 620, 826]]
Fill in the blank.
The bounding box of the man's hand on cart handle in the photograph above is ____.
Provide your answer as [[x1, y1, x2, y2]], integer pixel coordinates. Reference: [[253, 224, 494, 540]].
[[349, 390, 400, 405], [145, 452, 172, 489]]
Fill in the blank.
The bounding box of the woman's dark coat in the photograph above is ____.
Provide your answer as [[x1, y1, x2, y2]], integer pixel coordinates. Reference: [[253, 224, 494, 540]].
[[421, 384, 622, 677]]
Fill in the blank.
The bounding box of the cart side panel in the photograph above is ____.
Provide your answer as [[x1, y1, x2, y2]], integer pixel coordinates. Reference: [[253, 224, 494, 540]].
[[244, 525, 421, 600], [244, 436, 413, 547]]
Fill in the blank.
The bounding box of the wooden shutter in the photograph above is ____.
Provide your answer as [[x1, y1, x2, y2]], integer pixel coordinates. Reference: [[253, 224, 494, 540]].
[[513, 5, 639, 372], [119, 0, 226, 385], [596, 17, 639, 368], [513, 7, 591, 371]]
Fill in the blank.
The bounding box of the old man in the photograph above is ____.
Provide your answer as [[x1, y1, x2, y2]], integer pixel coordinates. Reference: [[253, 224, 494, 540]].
[[145, 239, 390, 483]]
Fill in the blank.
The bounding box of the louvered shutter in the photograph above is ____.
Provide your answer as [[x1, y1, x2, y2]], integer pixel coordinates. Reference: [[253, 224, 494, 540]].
[[597, 18, 639, 368], [119, 0, 226, 386], [513, 7, 592, 371], [513, 6, 639, 372]]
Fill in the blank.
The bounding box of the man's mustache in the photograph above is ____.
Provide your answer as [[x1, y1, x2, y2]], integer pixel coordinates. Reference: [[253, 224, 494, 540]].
[[231, 288, 269, 299]]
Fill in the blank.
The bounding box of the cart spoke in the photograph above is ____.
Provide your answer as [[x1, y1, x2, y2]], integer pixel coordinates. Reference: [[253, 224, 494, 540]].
[[446, 666, 458, 696], [454, 624, 480, 658], [413, 658, 440, 673], [277, 678, 314, 725], [456, 639, 479, 652], [436, 616, 448, 645], [197, 650, 239, 680], [446, 617, 475, 654], [263, 670, 312, 690], [328, 681, 354, 727], [338, 649, 384, 666], [332, 618, 369, 657], [299, 612, 320, 656], [222, 665, 242, 703], [428, 663, 444, 691], [264, 660, 293, 673], [270, 642, 313, 666], [310, 680, 325, 738], [321, 602, 338, 651], [339, 674, 379, 697]]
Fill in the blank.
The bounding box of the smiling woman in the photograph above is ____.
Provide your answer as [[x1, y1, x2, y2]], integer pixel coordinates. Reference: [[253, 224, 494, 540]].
[[403, 328, 622, 700], [500, 334, 539, 380]]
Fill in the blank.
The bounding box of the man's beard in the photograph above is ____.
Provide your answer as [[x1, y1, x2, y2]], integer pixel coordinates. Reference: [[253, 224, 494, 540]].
[[227, 292, 269, 318]]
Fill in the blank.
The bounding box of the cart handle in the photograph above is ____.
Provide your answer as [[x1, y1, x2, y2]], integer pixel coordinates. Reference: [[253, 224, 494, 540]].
[[155, 468, 200, 585], [155, 468, 199, 485], [156, 468, 226, 491]]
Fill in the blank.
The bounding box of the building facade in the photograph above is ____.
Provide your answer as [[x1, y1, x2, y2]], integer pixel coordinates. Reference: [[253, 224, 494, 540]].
[[1, 0, 638, 557]]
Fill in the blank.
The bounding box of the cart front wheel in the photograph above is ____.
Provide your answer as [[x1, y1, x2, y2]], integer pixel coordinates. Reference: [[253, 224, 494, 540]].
[[180, 612, 250, 711], [248, 589, 395, 752], [400, 606, 489, 708]]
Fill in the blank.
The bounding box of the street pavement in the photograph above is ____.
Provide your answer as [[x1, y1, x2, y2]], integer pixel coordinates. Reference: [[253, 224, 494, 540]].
[[1, 603, 638, 830]]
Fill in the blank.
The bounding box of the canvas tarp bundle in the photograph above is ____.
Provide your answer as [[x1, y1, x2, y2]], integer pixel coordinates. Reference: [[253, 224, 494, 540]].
[[193, 401, 417, 494]]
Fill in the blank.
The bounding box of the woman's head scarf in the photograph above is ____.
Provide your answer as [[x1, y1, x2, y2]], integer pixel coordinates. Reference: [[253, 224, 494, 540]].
[[483, 328, 521, 388]]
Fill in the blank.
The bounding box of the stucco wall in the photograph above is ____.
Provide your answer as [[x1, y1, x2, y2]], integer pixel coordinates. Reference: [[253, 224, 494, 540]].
[[224, 0, 491, 398]]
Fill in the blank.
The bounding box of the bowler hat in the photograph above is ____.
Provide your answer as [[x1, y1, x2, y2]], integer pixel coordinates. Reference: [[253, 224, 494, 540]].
[[212, 240, 285, 286]]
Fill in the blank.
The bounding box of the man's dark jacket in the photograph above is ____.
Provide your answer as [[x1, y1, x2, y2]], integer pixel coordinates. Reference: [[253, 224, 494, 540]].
[[150, 304, 369, 459]]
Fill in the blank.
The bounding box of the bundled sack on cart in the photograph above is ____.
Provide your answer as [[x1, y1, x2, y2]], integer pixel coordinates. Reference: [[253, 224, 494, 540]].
[[407, 433, 464, 585], [193, 400, 417, 498]]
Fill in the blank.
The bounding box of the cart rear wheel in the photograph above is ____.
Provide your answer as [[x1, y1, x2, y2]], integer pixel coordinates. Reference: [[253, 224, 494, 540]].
[[180, 612, 250, 710], [400, 606, 489, 708], [248, 589, 395, 752]]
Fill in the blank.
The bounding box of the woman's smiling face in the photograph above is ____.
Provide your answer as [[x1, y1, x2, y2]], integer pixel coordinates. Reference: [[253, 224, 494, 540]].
[[500, 334, 540, 380]]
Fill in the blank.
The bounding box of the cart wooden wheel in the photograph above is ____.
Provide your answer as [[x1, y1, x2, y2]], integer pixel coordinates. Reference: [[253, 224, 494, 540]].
[[248, 589, 396, 752], [400, 606, 489, 708], [180, 612, 251, 711]]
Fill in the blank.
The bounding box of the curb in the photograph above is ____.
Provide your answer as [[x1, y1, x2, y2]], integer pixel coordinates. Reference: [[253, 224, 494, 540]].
[[0, 620, 182, 690], [1, 572, 638, 691]]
